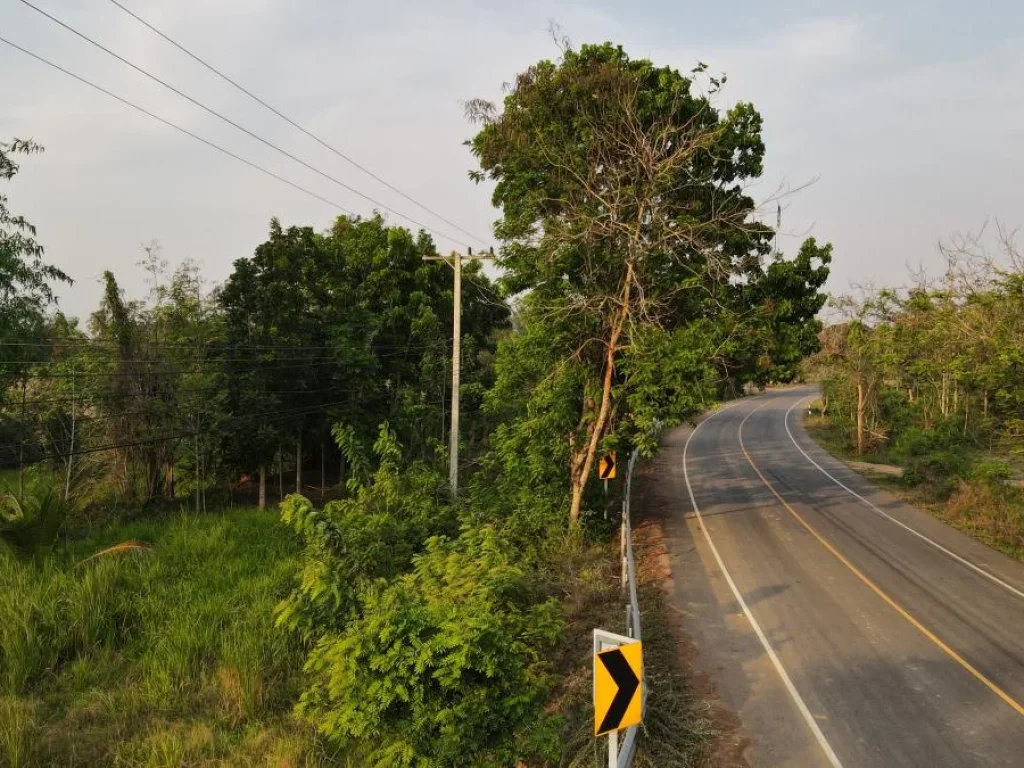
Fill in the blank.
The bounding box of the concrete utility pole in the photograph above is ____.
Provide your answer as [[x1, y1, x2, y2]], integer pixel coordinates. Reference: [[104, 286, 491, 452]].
[[450, 252, 462, 496], [424, 247, 492, 497]]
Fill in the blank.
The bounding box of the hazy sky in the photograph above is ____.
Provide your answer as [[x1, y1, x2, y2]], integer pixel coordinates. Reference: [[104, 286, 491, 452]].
[[3, 0, 1023, 320]]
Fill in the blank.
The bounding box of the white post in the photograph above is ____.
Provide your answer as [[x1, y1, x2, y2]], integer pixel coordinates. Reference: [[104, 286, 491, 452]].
[[449, 251, 462, 497], [609, 728, 619, 767]]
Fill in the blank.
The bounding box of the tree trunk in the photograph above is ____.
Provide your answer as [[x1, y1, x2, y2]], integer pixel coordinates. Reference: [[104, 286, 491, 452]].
[[195, 432, 201, 514], [165, 459, 175, 498], [338, 452, 346, 490], [258, 464, 266, 510], [856, 375, 866, 456], [295, 434, 303, 496], [278, 446, 284, 501], [568, 265, 633, 524]]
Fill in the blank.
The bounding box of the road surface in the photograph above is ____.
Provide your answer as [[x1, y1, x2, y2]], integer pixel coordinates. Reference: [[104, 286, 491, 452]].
[[654, 385, 1024, 767]]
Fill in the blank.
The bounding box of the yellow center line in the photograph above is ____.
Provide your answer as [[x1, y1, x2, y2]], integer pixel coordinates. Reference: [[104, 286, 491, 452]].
[[738, 398, 1024, 719]]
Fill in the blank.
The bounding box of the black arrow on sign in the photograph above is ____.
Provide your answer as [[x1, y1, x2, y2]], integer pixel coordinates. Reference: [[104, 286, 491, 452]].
[[600, 454, 615, 479], [597, 647, 640, 734]]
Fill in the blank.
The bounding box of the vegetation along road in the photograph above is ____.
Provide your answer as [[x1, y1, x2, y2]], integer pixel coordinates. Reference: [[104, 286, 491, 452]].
[[658, 386, 1024, 767]]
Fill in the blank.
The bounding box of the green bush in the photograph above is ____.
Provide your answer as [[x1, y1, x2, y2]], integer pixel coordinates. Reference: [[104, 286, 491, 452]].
[[298, 527, 564, 768], [971, 459, 1012, 487], [276, 425, 455, 640]]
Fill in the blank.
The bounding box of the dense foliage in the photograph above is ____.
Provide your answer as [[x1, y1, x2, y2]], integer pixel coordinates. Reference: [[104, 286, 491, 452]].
[[0, 210, 506, 517], [0, 140, 71, 398], [812, 235, 1024, 481]]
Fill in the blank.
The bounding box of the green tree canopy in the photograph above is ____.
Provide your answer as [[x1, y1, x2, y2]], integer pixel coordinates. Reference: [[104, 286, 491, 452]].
[[470, 43, 829, 522], [0, 139, 71, 394]]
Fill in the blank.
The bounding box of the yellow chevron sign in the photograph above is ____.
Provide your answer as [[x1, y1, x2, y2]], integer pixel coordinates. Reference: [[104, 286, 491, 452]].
[[598, 451, 617, 480], [594, 641, 643, 736]]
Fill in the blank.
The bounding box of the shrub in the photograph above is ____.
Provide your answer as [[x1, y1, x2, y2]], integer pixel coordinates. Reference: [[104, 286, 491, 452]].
[[891, 425, 971, 496], [298, 527, 564, 767], [971, 459, 1012, 487], [276, 425, 454, 640], [945, 481, 1024, 559], [0, 486, 68, 560]]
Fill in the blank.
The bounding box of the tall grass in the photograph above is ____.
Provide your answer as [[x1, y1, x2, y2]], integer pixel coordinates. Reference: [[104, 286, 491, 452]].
[[0, 506, 319, 766]]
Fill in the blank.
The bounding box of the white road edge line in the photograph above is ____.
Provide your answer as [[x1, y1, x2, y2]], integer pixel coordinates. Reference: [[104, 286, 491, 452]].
[[783, 396, 1024, 602], [682, 402, 844, 768]]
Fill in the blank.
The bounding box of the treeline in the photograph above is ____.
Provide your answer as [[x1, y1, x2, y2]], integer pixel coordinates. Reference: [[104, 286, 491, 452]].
[[0, 213, 506, 514], [813, 230, 1024, 482]]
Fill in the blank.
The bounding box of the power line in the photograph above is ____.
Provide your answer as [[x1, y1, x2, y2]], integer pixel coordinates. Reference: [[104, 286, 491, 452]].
[[16, 0, 475, 250], [106, 0, 492, 249], [0, 338, 453, 355], [0, 35, 358, 218], [15, 393, 365, 426], [8, 358, 357, 379], [0, 399, 353, 461], [0, 344, 450, 366], [1, 394, 450, 462]]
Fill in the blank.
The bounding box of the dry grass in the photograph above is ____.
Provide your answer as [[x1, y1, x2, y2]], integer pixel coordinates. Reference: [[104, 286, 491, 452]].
[[74, 540, 153, 567], [940, 481, 1024, 561], [545, 510, 717, 768]]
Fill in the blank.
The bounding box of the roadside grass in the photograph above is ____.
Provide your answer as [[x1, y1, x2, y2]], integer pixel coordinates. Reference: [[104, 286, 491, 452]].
[[0, 505, 331, 767], [550, 519, 715, 767], [804, 408, 1024, 566]]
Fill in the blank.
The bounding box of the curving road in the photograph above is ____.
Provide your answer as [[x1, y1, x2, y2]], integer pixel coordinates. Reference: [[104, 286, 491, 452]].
[[654, 385, 1024, 767]]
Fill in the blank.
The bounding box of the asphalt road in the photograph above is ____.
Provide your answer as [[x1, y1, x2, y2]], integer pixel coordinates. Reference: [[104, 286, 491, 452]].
[[654, 385, 1024, 767]]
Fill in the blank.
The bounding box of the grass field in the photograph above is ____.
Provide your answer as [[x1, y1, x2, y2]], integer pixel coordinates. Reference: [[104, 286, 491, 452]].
[[0, 506, 335, 767]]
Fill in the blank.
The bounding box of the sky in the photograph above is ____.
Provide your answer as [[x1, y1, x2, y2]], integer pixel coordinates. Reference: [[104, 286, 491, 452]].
[[2, 0, 1023, 320]]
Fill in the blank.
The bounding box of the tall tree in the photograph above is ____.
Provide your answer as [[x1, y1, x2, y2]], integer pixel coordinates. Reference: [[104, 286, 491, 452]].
[[0, 139, 71, 399], [470, 43, 827, 522]]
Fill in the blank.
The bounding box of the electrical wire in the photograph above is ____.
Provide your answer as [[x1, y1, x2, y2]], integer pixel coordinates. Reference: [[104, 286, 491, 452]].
[[106, 0, 492, 249], [16, 0, 475, 250], [0, 399, 350, 461], [0, 345, 450, 366], [0, 338, 449, 352], [0, 394, 450, 462], [0, 35, 358, 218]]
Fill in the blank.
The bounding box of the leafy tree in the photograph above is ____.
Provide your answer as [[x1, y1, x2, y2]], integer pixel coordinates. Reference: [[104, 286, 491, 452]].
[[0, 139, 72, 395], [727, 238, 832, 389], [813, 228, 1024, 462], [470, 43, 828, 522], [219, 215, 508, 496]]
